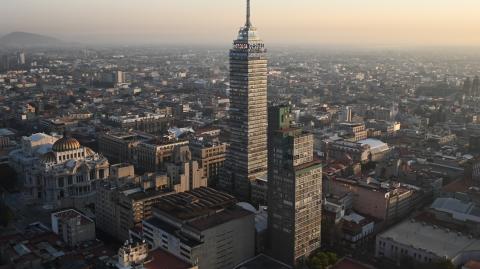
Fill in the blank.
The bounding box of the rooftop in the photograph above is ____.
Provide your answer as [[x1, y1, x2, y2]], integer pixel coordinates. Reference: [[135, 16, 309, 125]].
[[0, 128, 15, 136], [358, 138, 389, 152], [144, 248, 193, 269], [52, 209, 93, 226], [378, 219, 480, 260], [431, 197, 480, 223], [464, 260, 480, 269], [153, 187, 237, 222]]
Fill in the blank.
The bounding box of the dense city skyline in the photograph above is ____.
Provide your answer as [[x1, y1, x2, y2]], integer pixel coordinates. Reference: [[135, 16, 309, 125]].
[[2, 0, 480, 46], [2, 1, 480, 269]]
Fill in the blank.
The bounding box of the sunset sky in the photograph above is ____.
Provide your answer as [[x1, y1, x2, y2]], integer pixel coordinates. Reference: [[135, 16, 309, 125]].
[[2, 0, 480, 46]]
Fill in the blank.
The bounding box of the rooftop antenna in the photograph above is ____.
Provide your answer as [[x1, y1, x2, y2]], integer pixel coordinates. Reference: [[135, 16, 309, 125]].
[[246, 0, 252, 27]]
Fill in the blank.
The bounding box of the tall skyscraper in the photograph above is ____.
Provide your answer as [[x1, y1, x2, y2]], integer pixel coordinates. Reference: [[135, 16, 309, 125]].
[[464, 77, 472, 95], [268, 104, 322, 267], [473, 76, 479, 97], [17, 51, 26, 65], [219, 0, 268, 201]]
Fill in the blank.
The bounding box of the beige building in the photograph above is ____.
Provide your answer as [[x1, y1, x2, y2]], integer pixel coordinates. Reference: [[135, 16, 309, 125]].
[[98, 130, 190, 173], [190, 138, 226, 187], [105, 110, 173, 135], [98, 130, 151, 164], [165, 145, 207, 192], [95, 173, 173, 241], [338, 122, 368, 142], [326, 177, 423, 224], [135, 138, 189, 173], [95, 155, 207, 241]]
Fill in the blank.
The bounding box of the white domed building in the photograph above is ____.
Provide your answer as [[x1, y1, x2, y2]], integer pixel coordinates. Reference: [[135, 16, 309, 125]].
[[9, 133, 110, 209]]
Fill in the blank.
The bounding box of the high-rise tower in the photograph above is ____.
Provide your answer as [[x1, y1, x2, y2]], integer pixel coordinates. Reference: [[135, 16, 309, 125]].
[[219, 0, 268, 201], [473, 76, 479, 97], [268, 104, 322, 266]]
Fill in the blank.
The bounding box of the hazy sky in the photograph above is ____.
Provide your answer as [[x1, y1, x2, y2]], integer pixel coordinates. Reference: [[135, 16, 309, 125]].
[[2, 0, 480, 46]]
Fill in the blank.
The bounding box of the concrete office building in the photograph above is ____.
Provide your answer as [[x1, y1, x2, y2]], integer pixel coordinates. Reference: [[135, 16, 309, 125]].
[[164, 145, 208, 193], [51, 209, 96, 247], [98, 130, 152, 164], [95, 172, 174, 241], [220, 0, 268, 201], [326, 178, 424, 225], [337, 122, 368, 142], [105, 109, 173, 135], [98, 130, 190, 173], [268, 105, 323, 266], [136, 138, 189, 173], [142, 187, 255, 269], [190, 137, 227, 187]]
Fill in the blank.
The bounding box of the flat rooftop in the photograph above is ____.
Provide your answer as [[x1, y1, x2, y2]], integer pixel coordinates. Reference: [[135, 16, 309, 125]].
[[378, 219, 480, 259], [52, 209, 93, 225], [431, 197, 480, 223], [153, 187, 237, 222], [145, 248, 193, 269]]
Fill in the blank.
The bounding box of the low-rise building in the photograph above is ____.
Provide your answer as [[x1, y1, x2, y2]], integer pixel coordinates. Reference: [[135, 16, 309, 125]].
[[337, 122, 368, 142], [51, 209, 95, 247], [190, 137, 226, 187], [105, 110, 173, 135], [326, 177, 424, 225], [117, 240, 149, 268], [164, 145, 207, 193], [325, 138, 391, 164], [136, 138, 189, 173], [98, 130, 152, 164], [341, 212, 375, 249], [429, 197, 480, 236], [96, 178, 173, 241], [375, 219, 480, 267]]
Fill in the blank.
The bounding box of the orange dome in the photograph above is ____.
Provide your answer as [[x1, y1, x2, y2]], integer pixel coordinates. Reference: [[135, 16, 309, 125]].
[[52, 136, 81, 152]]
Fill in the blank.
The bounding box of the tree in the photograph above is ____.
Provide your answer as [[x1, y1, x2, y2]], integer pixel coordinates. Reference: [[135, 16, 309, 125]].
[[0, 201, 13, 227], [398, 257, 455, 269], [307, 251, 338, 269], [0, 164, 18, 191], [425, 260, 455, 269]]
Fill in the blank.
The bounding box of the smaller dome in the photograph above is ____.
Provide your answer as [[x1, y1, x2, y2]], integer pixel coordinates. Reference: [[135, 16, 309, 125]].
[[85, 147, 95, 157], [52, 136, 81, 152], [41, 152, 56, 163]]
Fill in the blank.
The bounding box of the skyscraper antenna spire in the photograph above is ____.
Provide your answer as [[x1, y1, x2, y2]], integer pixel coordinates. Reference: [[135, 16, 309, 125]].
[[246, 0, 252, 27]]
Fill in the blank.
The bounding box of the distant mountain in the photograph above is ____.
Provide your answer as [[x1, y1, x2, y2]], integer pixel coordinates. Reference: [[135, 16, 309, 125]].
[[0, 32, 63, 48]]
